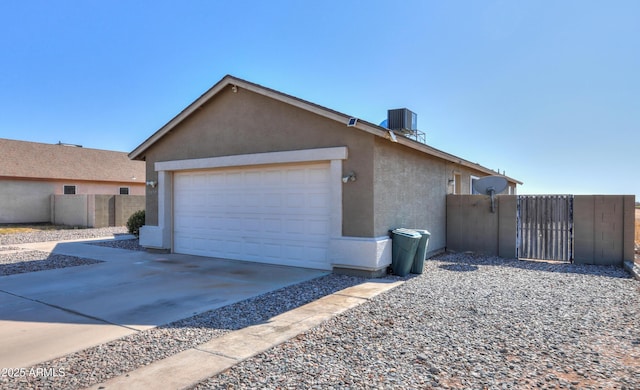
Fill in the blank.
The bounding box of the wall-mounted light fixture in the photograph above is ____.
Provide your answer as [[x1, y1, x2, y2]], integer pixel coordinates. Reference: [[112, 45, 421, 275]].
[[448, 179, 455, 186], [146, 180, 157, 188], [342, 172, 357, 183], [231, 84, 238, 93]]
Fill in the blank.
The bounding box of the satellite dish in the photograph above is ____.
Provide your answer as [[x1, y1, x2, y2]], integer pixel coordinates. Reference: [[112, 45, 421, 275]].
[[472, 175, 508, 213]]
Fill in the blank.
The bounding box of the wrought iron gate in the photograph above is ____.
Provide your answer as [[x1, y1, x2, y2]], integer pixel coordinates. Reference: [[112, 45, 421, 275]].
[[517, 195, 574, 262]]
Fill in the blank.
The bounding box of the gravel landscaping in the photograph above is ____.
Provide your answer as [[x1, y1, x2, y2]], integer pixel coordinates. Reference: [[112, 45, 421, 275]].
[[0, 227, 126, 275], [191, 254, 640, 390], [89, 238, 146, 251], [0, 250, 102, 276], [1, 228, 639, 389], [0, 226, 128, 245]]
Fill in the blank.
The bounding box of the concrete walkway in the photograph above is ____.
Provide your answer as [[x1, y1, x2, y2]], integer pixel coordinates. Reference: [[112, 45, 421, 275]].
[[89, 279, 402, 390], [0, 237, 328, 368]]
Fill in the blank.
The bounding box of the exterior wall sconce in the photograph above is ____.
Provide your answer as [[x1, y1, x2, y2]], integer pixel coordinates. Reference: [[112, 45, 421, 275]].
[[342, 172, 357, 183], [146, 180, 157, 188], [448, 179, 455, 186]]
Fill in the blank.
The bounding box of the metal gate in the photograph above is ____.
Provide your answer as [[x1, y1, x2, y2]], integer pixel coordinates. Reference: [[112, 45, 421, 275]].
[[517, 195, 574, 262]]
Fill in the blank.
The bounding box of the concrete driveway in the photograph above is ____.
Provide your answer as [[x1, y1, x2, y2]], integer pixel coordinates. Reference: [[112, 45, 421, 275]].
[[0, 239, 327, 368]]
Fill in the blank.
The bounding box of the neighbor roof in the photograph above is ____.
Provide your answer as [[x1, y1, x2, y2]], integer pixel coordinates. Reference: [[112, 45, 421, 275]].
[[0, 138, 145, 183], [130, 75, 522, 184]]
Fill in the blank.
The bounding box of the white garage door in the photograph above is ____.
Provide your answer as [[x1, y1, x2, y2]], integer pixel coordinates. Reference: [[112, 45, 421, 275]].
[[173, 162, 332, 270]]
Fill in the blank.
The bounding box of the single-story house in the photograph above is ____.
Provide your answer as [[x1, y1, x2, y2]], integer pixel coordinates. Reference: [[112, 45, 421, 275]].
[[0, 138, 146, 224], [130, 75, 521, 276]]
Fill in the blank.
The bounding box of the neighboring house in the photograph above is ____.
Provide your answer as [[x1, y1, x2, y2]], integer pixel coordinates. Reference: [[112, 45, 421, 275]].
[[0, 138, 146, 224], [130, 75, 522, 276]]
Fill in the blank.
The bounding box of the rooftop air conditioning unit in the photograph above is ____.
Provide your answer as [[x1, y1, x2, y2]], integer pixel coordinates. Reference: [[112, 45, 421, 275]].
[[387, 108, 417, 133]]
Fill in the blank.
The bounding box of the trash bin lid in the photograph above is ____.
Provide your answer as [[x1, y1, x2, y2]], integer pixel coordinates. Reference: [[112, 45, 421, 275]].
[[410, 229, 431, 237], [392, 228, 422, 238]]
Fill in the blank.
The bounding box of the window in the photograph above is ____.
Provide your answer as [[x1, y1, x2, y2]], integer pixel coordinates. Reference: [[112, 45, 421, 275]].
[[119, 187, 130, 195], [470, 176, 480, 194], [63, 185, 76, 195]]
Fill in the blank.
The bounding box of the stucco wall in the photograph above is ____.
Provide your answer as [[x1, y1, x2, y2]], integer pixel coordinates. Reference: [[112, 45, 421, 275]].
[[141, 87, 376, 236], [372, 139, 449, 252], [0, 180, 57, 223], [372, 139, 502, 253]]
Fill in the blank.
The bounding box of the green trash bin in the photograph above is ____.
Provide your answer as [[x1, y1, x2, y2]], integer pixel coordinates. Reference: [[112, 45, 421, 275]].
[[410, 229, 431, 274], [391, 228, 422, 276]]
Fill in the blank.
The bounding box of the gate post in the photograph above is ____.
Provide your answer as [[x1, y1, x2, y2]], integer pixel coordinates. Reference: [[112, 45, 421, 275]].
[[498, 195, 518, 258]]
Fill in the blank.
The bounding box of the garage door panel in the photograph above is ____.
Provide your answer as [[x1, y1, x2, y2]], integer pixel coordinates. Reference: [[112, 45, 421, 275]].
[[307, 219, 330, 236], [286, 170, 307, 185], [308, 192, 329, 209], [263, 193, 282, 208], [263, 218, 283, 233], [308, 167, 329, 183], [174, 163, 332, 270], [286, 193, 305, 208]]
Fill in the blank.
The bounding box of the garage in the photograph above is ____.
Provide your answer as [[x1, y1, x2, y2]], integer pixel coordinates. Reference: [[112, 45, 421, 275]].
[[173, 162, 332, 270]]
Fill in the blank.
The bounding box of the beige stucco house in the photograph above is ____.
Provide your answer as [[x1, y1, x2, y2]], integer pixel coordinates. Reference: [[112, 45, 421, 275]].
[[130, 75, 521, 276], [0, 138, 146, 224]]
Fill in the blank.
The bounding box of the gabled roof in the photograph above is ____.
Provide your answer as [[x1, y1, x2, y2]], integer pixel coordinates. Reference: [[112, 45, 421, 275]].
[[130, 75, 522, 184], [0, 138, 145, 183]]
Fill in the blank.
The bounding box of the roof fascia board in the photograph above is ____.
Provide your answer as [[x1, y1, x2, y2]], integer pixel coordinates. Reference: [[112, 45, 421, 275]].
[[129, 76, 233, 160], [0, 176, 144, 184], [389, 135, 522, 184]]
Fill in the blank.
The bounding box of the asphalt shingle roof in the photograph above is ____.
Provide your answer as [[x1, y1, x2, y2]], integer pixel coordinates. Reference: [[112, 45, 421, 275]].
[[0, 138, 145, 183]]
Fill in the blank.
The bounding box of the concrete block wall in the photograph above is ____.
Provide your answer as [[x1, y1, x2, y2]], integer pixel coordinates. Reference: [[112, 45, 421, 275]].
[[115, 195, 145, 226], [0, 180, 57, 223], [446, 195, 517, 258], [51, 195, 145, 228], [447, 194, 635, 266], [573, 195, 635, 265], [94, 195, 116, 228], [52, 195, 90, 227]]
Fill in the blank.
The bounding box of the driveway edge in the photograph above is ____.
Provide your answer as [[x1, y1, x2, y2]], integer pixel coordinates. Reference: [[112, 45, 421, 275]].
[[88, 279, 403, 390]]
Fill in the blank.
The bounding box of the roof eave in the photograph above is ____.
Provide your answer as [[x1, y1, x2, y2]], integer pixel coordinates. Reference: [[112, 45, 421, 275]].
[[128, 75, 523, 185], [129, 75, 237, 160]]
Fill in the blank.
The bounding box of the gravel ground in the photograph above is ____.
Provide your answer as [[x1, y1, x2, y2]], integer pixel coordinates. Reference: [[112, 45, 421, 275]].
[[0, 250, 102, 276], [191, 254, 640, 390], [1, 228, 639, 389], [0, 227, 127, 275], [0, 226, 128, 245], [89, 238, 146, 251]]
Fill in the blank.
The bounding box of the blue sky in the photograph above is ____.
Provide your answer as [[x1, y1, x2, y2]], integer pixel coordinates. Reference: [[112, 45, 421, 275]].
[[1, 1, 638, 197]]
